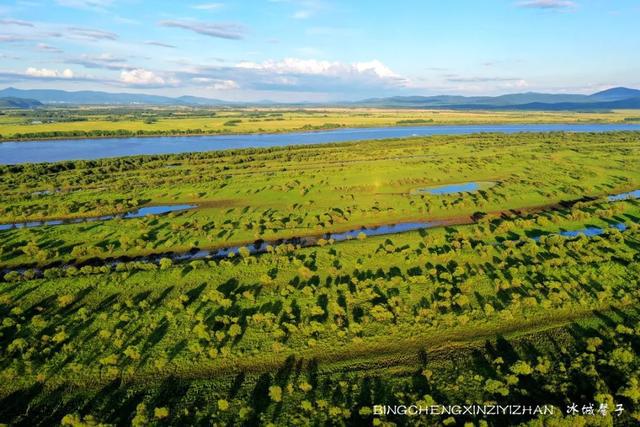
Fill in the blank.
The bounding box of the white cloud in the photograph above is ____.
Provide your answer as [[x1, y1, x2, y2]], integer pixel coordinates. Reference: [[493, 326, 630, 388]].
[[120, 68, 166, 85], [192, 77, 239, 90], [354, 60, 398, 79], [119, 69, 180, 87], [192, 3, 223, 10], [517, 0, 577, 10], [192, 77, 215, 83], [211, 79, 238, 90], [510, 79, 529, 88], [68, 27, 118, 40], [236, 58, 400, 80], [25, 67, 74, 78], [181, 57, 408, 96], [159, 20, 245, 40]]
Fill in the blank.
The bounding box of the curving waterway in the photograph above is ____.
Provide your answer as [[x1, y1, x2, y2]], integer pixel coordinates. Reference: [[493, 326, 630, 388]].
[[0, 204, 196, 231], [1, 188, 637, 276]]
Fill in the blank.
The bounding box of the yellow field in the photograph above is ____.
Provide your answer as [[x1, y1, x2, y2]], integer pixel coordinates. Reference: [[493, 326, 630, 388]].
[[1, 107, 640, 137]]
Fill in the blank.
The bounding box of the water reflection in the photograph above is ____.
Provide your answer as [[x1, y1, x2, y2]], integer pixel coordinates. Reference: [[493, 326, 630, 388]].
[[0, 204, 196, 231], [608, 189, 640, 202]]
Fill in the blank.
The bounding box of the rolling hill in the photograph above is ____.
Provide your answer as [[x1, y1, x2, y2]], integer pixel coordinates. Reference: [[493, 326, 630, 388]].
[[356, 87, 640, 110], [0, 87, 227, 106], [1, 86, 640, 110], [0, 97, 43, 109], [589, 87, 640, 101]]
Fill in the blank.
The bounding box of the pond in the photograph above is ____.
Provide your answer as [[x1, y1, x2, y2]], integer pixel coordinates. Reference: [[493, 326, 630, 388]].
[[0, 204, 196, 231], [558, 223, 627, 238], [533, 223, 627, 240], [609, 189, 640, 201], [412, 181, 496, 195], [3, 123, 640, 165]]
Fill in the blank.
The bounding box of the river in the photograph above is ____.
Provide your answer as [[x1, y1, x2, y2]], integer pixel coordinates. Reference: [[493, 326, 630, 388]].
[[2, 123, 640, 164]]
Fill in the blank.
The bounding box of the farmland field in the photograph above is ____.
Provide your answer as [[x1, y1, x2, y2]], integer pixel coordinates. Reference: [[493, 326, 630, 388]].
[[2, 107, 640, 141], [1, 127, 640, 425]]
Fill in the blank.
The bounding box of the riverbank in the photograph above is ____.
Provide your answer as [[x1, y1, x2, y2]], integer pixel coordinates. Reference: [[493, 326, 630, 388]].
[[3, 123, 640, 164], [2, 107, 640, 143]]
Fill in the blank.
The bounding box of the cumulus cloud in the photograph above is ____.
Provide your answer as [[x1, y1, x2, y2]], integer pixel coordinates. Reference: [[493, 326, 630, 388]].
[[192, 78, 239, 90], [181, 57, 407, 95], [236, 58, 400, 80], [25, 67, 74, 78], [517, 0, 577, 9], [0, 68, 115, 85], [120, 69, 164, 85], [213, 80, 239, 90], [159, 20, 245, 40], [120, 68, 178, 87]]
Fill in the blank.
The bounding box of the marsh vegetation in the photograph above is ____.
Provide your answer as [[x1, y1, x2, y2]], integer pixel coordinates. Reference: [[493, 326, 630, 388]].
[[0, 130, 639, 425]]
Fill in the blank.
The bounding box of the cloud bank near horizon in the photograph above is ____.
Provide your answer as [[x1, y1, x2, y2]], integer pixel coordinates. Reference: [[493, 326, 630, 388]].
[[0, 0, 637, 101]]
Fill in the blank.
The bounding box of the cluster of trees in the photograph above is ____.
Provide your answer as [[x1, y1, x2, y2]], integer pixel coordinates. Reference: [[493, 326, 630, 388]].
[[4, 308, 640, 425], [0, 197, 144, 222], [396, 118, 434, 124], [1, 206, 638, 381], [1, 130, 639, 424], [4, 128, 217, 140]]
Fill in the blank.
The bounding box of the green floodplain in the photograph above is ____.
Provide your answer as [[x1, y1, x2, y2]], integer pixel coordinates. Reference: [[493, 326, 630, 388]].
[[1, 128, 640, 425], [2, 107, 640, 141]]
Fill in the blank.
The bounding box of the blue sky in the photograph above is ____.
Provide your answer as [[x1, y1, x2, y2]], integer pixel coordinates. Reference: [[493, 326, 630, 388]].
[[0, 0, 639, 101]]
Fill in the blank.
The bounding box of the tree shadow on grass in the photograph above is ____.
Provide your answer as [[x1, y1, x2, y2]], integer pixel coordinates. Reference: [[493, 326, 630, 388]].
[[168, 339, 187, 361], [245, 373, 272, 427]]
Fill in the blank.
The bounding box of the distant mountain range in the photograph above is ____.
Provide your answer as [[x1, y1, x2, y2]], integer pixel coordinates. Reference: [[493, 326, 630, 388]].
[[0, 96, 43, 109], [1, 86, 640, 110], [0, 87, 228, 106], [355, 87, 640, 110]]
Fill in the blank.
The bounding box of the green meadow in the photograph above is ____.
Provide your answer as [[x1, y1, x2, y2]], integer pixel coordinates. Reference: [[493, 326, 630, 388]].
[[1, 132, 638, 268]]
